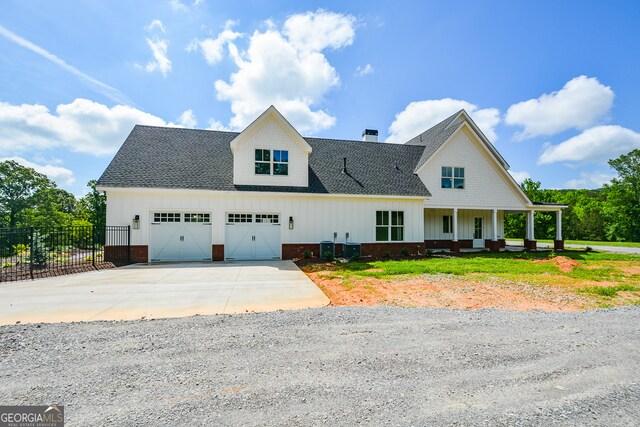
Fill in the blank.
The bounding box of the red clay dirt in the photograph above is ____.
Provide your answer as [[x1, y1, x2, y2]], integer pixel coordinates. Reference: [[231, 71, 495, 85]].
[[306, 270, 587, 312], [533, 256, 580, 272]]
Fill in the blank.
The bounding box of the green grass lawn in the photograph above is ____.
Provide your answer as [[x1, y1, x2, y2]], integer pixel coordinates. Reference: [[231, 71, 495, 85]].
[[507, 238, 640, 248]]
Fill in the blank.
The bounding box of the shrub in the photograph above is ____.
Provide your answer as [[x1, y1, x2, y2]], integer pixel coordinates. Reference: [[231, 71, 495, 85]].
[[303, 251, 312, 259], [585, 246, 593, 252], [426, 249, 433, 257], [13, 243, 28, 256], [2, 262, 13, 269], [29, 232, 49, 267], [400, 247, 409, 256], [382, 251, 391, 259], [350, 253, 360, 262], [323, 251, 334, 261]]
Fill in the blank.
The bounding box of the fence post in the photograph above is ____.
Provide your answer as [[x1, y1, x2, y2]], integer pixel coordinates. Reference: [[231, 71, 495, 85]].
[[92, 226, 96, 268], [127, 225, 131, 264], [29, 226, 34, 280]]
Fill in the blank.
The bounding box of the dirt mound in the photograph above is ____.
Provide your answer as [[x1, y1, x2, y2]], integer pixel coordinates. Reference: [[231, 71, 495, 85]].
[[535, 256, 580, 272]]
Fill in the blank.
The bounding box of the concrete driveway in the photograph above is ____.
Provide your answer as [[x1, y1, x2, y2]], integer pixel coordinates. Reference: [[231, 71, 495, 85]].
[[0, 261, 329, 325]]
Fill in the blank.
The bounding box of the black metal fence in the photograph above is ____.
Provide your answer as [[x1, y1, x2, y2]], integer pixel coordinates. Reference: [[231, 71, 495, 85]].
[[0, 225, 131, 283]]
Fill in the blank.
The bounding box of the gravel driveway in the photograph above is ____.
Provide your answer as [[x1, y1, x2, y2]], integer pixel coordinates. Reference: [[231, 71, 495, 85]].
[[1, 307, 639, 426]]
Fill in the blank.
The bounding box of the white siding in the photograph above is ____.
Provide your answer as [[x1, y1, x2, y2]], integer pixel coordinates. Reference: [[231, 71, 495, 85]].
[[424, 208, 504, 240], [106, 189, 425, 246], [418, 127, 528, 209], [232, 117, 309, 187]]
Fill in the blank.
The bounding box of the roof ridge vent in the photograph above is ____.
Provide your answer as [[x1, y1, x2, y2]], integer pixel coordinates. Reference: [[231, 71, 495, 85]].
[[342, 157, 347, 173]]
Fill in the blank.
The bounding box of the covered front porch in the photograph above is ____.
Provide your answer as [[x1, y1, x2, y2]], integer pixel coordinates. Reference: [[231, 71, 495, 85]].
[[423, 205, 565, 252]]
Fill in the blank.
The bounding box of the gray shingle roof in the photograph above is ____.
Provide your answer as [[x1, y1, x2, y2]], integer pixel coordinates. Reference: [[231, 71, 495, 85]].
[[405, 110, 463, 172], [97, 125, 431, 197]]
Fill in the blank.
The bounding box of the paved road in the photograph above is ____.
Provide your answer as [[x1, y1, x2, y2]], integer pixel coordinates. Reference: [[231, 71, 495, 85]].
[[0, 261, 328, 325], [506, 240, 640, 254], [1, 307, 638, 426]]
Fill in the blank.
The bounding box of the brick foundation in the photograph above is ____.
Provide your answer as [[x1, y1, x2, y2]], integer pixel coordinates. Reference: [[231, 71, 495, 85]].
[[130, 245, 148, 263], [554, 240, 564, 251], [487, 240, 501, 252], [360, 242, 424, 258], [282, 243, 320, 260], [104, 245, 148, 264], [524, 239, 537, 251], [450, 241, 461, 252], [212, 244, 224, 261]]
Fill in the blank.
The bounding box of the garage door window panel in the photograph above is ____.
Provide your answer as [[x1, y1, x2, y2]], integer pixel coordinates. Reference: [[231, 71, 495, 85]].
[[154, 212, 181, 223]]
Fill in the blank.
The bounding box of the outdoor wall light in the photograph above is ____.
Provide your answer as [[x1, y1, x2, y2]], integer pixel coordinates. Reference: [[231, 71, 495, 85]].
[[289, 216, 294, 230], [132, 214, 140, 229]]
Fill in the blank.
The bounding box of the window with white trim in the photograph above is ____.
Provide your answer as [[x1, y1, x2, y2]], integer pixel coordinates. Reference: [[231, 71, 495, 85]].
[[184, 213, 210, 223], [376, 210, 404, 241], [255, 149, 289, 176], [154, 212, 181, 222], [441, 166, 465, 189], [227, 213, 253, 223], [255, 214, 279, 224], [443, 215, 453, 234]]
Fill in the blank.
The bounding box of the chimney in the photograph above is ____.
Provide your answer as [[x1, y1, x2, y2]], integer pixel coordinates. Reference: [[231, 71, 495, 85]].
[[362, 129, 378, 142]]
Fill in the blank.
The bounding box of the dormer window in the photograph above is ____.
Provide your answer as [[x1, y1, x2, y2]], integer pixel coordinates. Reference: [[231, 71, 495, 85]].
[[255, 149, 288, 176]]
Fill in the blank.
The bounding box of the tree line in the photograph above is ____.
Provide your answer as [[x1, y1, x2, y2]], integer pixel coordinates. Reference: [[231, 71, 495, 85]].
[[0, 160, 106, 230], [505, 149, 640, 242]]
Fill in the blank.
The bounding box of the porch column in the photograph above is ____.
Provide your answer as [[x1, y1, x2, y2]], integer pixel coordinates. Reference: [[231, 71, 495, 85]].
[[526, 209, 536, 251], [554, 209, 564, 251], [451, 208, 460, 252], [490, 209, 499, 252]]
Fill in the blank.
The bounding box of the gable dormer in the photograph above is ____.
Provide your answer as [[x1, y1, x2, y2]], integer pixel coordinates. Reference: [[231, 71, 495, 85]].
[[230, 106, 312, 187]]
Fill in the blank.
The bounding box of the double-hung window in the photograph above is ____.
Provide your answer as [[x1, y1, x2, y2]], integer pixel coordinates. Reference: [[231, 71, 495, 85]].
[[376, 210, 404, 241], [441, 166, 465, 189], [255, 149, 289, 176]]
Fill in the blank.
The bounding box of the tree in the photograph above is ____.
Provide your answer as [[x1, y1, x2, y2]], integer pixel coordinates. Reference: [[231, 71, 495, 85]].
[[603, 149, 640, 241], [0, 160, 54, 228], [75, 180, 106, 227]]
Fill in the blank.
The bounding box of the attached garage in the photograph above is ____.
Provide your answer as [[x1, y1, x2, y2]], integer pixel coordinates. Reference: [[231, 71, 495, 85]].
[[149, 212, 212, 262], [225, 213, 281, 260]]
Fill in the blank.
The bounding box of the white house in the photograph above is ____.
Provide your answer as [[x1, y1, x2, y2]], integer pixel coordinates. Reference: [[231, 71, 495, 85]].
[[96, 106, 564, 262]]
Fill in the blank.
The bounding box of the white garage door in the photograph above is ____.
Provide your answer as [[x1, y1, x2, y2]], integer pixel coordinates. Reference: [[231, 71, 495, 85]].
[[225, 213, 281, 260], [150, 212, 212, 262]]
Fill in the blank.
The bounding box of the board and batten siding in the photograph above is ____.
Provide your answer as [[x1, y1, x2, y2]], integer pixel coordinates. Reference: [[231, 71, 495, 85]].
[[424, 209, 504, 240], [232, 115, 309, 187], [106, 190, 425, 246], [418, 127, 528, 210]]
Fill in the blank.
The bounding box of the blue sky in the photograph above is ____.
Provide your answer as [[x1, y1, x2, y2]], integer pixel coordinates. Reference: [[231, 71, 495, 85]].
[[1, 0, 639, 196]]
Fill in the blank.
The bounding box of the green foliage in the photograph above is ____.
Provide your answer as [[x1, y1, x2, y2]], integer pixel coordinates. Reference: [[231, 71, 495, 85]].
[[13, 243, 28, 255], [303, 250, 312, 259], [349, 253, 361, 261], [400, 247, 409, 256], [323, 251, 334, 261], [382, 251, 391, 259], [0, 160, 54, 228], [71, 219, 93, 248], [29, 231, 49, 267], [2, 262, 13, 268], [75, 180, 106, 227], [579, 284, 638, 297]]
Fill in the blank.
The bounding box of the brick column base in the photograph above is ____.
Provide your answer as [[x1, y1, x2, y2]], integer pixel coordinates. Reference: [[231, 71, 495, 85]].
[[554, 240, 564, 251], [524, 239, 537, 251], [488, 240, 501, 252], [451, 241, 460, 253]]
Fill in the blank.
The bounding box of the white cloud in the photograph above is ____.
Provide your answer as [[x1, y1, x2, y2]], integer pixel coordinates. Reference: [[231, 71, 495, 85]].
[[1, 156, 75, 186], [213, 10, 356, 134], [355, 64, 374, 77], [566, 171, 616, 189], [139, 20, 171, 76], [0, 98, 171, 156], [145, 19, 166, 33], [187, 20, 241, 65], [171, 109, 197, 128], [283, 9, 355, 52], [538, 125, 640, 165], [505, 76, 614, 139], [0, 25, 130, 105], [508, 170, 531, 184], [207, 119, 230, 131], [169, 0, 202, 11], [386, 98, 500, 143]]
